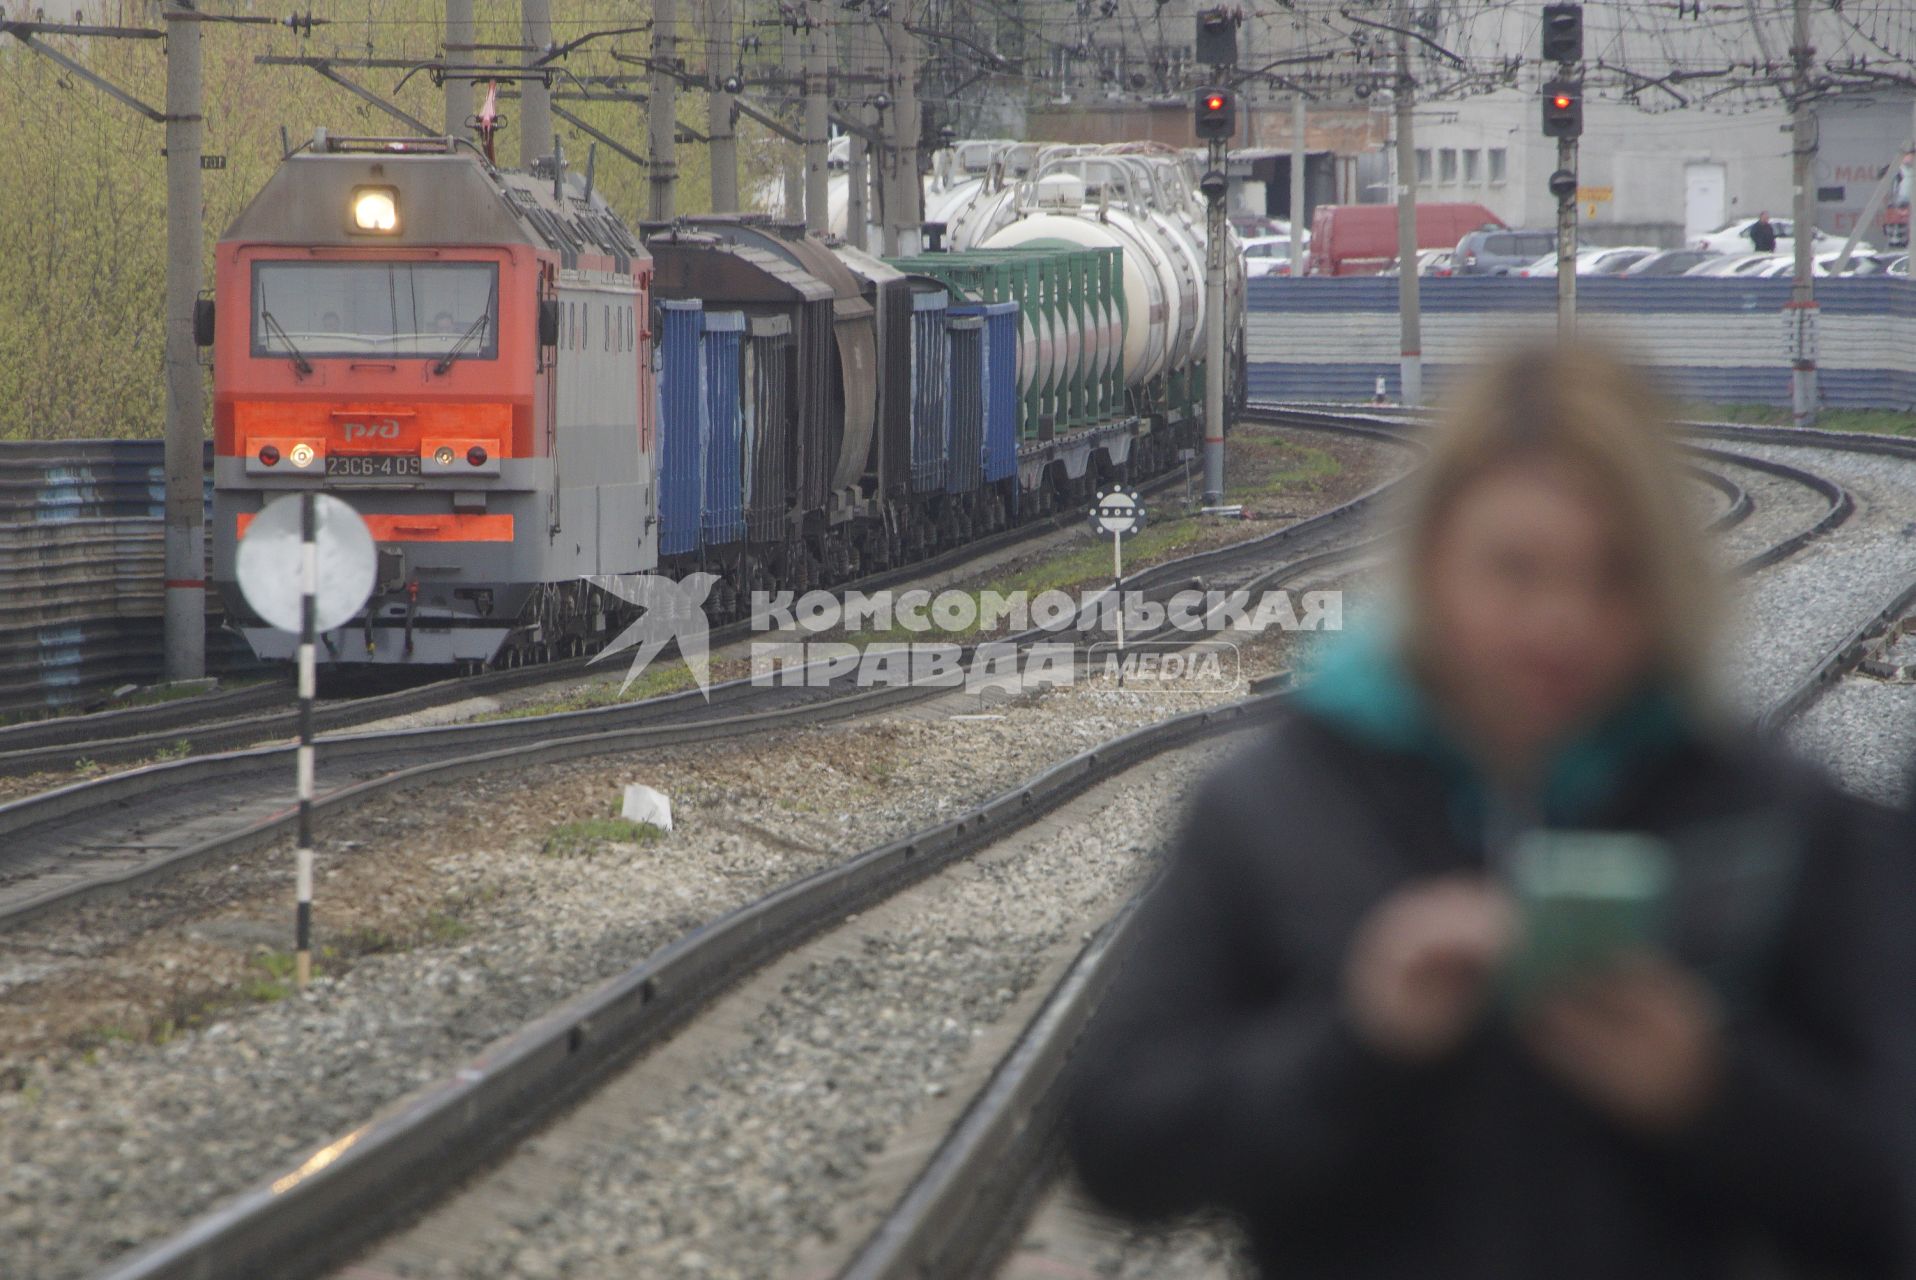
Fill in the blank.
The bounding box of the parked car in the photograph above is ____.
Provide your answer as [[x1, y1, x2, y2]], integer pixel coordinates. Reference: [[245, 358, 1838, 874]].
[[1517, 246, 1657, 278], [1747, 251, 1900, 278], [1621, 248, 1722, 277], [1825, 251, 1902, 276], [1452, 228, 1557, 276], [1230, 213, 1287, 240], [1241, 234, 1306, 278], [1586, 247, 1658, 275], [1692, 217, 1866, 258], [1682, 252, 1781, 277], [1306, 202, 1504, 276], [1381, 248, 1458, 277]]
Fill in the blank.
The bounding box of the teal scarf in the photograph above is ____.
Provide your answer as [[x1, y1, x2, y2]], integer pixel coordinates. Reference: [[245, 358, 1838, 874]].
[[1294, 627, 1693, 839]]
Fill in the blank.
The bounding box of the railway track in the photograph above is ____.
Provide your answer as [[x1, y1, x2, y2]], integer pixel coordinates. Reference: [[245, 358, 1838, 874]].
[[843, 414, 1916, 1280], [66, 405, 1902, 1280], [0, 408, 1827, 786], [90, 529, 1378, 1280], [0, 447, 1195, 780], [0, 411, 1417, 931]]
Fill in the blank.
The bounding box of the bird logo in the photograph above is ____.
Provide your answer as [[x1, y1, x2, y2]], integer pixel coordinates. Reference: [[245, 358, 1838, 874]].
[[587, 572, 721, 698]]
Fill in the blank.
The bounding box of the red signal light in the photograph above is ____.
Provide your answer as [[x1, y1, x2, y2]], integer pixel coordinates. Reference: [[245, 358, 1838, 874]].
[[1553, 94, 1573, 109], [258, 444, 280, 466], [466, 445, 489, 467], [1195, 85, 1235, 140]]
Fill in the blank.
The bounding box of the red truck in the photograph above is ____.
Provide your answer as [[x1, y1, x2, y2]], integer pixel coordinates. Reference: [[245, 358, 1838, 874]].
[[1306, 202, 1506, 276]]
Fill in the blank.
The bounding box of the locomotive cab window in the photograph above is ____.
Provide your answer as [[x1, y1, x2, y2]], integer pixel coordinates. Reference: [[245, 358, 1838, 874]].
[[251, 261, 499, 361]]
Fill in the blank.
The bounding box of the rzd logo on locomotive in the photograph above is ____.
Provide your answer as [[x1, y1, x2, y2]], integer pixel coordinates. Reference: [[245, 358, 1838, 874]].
[[341, 419, 402, 441]]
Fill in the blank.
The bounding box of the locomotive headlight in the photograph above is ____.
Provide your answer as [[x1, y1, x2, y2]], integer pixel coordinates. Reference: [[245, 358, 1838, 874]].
[[290, 442, 316, 468], [434, 445, 456, 466], [350, 185, 399, 233]]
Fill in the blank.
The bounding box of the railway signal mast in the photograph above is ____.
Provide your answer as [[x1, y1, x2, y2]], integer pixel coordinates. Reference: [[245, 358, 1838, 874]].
[[1541, 3, 1582, 337], [1195, 8, 1237, 507]]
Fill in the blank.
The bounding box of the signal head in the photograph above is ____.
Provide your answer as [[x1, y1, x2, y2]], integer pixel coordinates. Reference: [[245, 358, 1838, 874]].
[[1194, 86, 1236, 142], [1541, 78, 1583, 139]]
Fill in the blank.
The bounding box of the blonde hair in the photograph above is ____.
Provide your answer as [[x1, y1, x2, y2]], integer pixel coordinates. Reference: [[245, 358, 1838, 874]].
[[1392, 342, 1720, 696]]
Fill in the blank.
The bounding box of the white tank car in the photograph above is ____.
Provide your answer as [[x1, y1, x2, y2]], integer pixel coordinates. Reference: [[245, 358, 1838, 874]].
[[974, 145, 1244, 392]]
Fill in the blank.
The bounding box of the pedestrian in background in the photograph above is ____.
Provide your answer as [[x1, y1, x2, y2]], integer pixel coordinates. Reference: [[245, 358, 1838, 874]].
[[1749, 212, 1779, 253], [1068, 343, 1913, 1278]]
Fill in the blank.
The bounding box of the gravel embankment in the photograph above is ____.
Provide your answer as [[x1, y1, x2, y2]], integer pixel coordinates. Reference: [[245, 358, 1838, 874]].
[[5, 423, 1907, 1279], [0, 648, 1345, 1279], [346, 732, 1248, 1280], [1707, 441, 1916, 716], [1784, 676, 1916, 807]]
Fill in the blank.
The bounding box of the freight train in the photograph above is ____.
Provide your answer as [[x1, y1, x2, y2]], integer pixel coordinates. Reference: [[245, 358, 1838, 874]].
[[205, 131, 1244, 665]]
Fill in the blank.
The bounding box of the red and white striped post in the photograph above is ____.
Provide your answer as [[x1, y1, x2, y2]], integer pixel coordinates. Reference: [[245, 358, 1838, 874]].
[[294, 491, 317, 989]]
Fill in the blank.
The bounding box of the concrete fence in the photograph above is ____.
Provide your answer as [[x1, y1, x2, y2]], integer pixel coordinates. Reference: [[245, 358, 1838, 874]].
[[1245, 276, 1916, 410]]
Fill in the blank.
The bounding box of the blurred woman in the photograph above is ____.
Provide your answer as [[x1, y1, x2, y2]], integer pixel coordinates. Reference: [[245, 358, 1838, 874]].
[[1068, 344, 1912, 1278]]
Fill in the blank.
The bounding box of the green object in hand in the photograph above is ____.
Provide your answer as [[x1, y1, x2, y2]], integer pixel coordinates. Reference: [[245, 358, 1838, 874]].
[[1502, 830, 1673, 1007]]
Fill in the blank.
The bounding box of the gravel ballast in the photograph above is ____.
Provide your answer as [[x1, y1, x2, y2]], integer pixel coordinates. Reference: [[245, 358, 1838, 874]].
[[1707, 441, 1916, 716], [3, 423, 1909, 1280], [0, 661, 1330, 1279], [344, 733, 1245, 1280]]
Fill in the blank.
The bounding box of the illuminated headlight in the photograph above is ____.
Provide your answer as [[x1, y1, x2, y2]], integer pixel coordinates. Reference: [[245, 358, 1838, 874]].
[[434, 446, 456, 466], [290, 442, 317, 468], [350, 186, 399, 233]]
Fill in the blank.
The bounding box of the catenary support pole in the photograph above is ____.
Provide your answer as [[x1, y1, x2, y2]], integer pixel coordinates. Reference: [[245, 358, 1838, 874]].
[[803, 1, 829, 233], [518, 0, 553, 165], [444, 0, 473, 138], [1789, 0, 1819, 425], [162, 1, 206, 682], [707, 0, 738, 211], [1393, 19, 1422, 405], [782, 17, 803, 218], [889, 10, 922, 255], [649, 0, 678, 221], [1290, 94, 1306, 277], [846, 20, 869, 250]]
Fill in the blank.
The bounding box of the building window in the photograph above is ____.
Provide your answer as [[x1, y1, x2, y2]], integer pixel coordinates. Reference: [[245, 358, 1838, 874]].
[[1415, 148, 1432, 183], [1489, 148, 1507, 184], [1463, 149, 1480, 183], [1439, 148, 1458, 183]]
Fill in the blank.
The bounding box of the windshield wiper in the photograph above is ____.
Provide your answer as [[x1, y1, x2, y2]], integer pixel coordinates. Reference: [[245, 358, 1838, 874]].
[[433, 312, 491, 376], [260, 311, 313, 377]]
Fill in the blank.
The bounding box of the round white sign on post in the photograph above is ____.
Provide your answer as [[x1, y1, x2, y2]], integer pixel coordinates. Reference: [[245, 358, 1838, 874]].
[[237, 494, 378, 634], [1090, 490, 1146, 539]]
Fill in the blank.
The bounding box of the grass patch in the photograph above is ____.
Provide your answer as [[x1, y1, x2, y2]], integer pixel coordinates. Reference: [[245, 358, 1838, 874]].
[[421, 910, 473, 944], [542, 817, 664, 858], [1688, 403, 1916, 437], [63, 904, 483, 1068], [842, 440, 1344, 647], [243, 950, 301, 1003], [331, 908, 474, 959], [478, 661, 698, 721]]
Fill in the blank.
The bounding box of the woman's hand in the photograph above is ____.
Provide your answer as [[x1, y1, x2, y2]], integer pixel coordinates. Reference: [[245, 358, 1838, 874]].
[[1521, 956, 1724, 1133], [1344, 878, 1518, 1063]]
